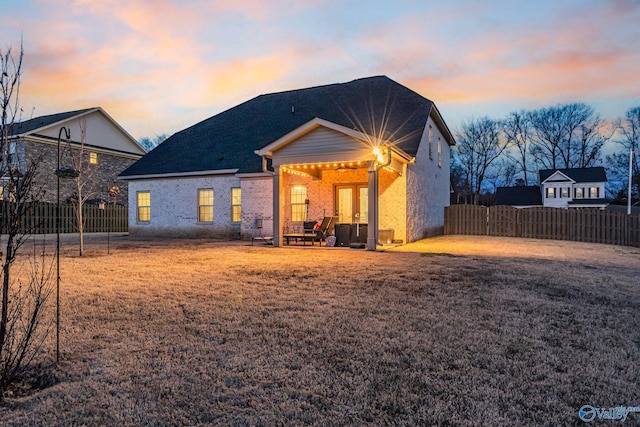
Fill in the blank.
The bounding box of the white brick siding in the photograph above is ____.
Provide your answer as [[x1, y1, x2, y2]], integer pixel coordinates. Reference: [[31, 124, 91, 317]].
[[240, 177, 273, 238], [128, 174, 241, 238], [406, 117, 451, 240]]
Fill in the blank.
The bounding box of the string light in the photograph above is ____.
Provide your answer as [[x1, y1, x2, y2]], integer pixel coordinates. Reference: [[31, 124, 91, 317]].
[[281, 161, 374, 175]]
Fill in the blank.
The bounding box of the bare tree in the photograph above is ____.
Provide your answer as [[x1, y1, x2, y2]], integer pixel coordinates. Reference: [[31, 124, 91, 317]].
[[529, 103, 607, 169], [609, 107, 640, 200], [486, 159, 518, 192], [503, 110, 534, 184], [0, 41, 54, 399], [67, 119, 98, 256], [574, 112, 613, 168], [138, 133, 167, 151], [453, 117, 506, 204]]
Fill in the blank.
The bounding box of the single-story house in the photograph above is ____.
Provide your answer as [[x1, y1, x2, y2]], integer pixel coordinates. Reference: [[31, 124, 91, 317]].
[[6, 107, 146, 203], [118, 76, 456, 249], [495, 185, 542, 208], [496, 167, 608, 209]]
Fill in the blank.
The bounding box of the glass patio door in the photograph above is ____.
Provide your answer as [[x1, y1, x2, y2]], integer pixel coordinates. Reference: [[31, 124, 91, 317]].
[[335, 184, 368, 223]]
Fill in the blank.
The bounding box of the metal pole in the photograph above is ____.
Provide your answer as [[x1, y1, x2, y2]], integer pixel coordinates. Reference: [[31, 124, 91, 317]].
[[628, 147, 633, 215], [107, 197, 110, 255], [56, 126, 69, 363]]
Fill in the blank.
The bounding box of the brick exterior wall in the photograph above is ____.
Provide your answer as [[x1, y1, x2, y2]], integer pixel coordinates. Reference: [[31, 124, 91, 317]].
[[406, 117, 451, 240], [379, 166, 407, 242], [16, 139, 137, 205], [240, 177, 273, 238], [280, 167, 407, 240], [127, 174, 242, 238]]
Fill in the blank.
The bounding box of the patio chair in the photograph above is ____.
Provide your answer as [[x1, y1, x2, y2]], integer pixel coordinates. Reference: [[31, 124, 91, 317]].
[[283, 221, 318, 245], [312, 216, 338, 245]]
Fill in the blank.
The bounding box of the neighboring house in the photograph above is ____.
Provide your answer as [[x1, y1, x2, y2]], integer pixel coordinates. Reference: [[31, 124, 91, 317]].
[[5, 107, 146, 204], [495, 167, 608, 209], [119, 76, 456, 248], [495, 186, 542, 208], [539, 167, 608, 209]]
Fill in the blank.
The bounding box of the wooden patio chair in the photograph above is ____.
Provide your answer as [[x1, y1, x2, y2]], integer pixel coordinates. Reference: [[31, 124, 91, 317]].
[[312, 216, 338, 245]]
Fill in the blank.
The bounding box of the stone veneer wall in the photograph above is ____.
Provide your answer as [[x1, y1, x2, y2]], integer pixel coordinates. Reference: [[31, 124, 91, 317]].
[[18, 139, 138, 204]]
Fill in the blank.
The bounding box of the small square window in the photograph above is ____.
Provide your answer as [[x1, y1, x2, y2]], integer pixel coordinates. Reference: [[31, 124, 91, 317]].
[[575, 188, 584, 199], [560, 187, 569, 198], [546, 187, 556, 198]]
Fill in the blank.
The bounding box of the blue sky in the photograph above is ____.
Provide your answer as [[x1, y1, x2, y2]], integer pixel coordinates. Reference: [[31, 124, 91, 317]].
[[1, 0, 639, 140]]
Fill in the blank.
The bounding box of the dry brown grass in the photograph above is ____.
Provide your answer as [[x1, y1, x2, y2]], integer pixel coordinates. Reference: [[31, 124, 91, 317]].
[[0, 234, 639, 426]]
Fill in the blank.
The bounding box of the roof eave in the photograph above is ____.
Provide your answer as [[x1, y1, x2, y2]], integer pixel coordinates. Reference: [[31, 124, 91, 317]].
[[118, 168, 240, 180], [429, 105, 456, 146]]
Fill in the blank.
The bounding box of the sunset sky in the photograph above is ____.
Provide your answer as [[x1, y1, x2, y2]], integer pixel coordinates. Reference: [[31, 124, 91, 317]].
[[1, 0, 638, 141]]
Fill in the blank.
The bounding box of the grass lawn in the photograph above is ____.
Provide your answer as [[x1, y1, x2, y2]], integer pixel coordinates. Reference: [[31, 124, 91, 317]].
[[1, 234, 639, 426]]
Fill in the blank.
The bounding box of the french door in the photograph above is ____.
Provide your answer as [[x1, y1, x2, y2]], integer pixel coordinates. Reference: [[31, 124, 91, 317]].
[[335, 184, 368, 224]]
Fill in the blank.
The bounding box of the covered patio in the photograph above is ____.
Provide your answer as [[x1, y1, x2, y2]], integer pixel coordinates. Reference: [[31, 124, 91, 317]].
[[255, 118, 413, 250]]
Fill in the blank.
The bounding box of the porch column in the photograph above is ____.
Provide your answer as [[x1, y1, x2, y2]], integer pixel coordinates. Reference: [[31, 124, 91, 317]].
[[367, 161, 378, 251], [273, 165, 284, 247]]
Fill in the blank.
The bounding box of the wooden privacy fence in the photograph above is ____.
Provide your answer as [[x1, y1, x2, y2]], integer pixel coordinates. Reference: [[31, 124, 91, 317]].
[[0, 201, 128, 234], [445, 205, 640, 248]]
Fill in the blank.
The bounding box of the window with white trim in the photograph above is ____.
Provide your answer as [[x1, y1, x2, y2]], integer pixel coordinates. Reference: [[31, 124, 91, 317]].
[[8, 142, 16, 164], [231, 187, 241, 223], [589, 187, 599, 198], [291, 185, 307, 222], [546, 187, 556, 198], [428, 125, 433, 160], [198, 189, 214, 222], [575, 188, 584, 199], [89, 152, 98, 164], [137, 191, 151, 222]]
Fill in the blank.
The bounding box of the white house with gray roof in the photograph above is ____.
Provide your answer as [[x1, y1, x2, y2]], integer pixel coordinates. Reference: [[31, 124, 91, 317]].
[[496, 167, 608, 209], [119, 76, 456, 249]]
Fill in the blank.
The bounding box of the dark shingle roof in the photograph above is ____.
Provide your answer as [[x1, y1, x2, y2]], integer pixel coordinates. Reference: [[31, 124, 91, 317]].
[[495, 186, 542, 206], [8, 108, 95, 135], [120, 76, 436, 177], [539, 167, 607, 183]]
